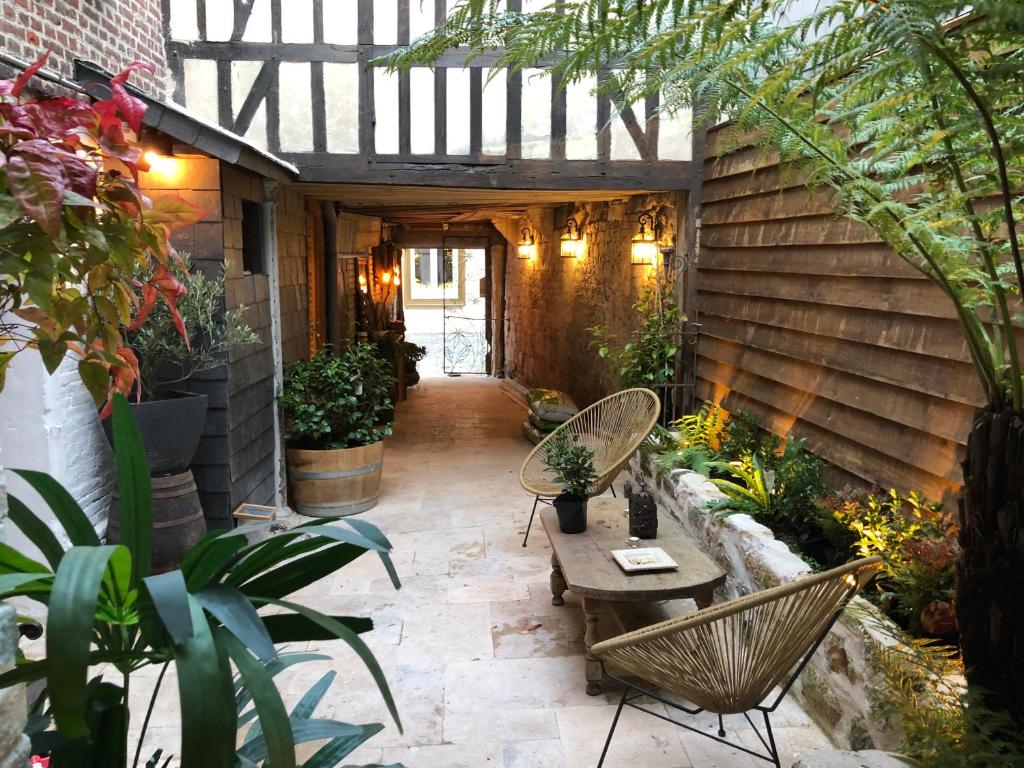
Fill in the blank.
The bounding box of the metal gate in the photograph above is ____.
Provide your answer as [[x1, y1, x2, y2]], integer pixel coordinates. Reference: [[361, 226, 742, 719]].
[[442, 245, 489, 375]]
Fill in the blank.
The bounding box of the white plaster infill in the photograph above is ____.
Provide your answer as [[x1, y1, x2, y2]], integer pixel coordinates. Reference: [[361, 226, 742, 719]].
[[631, 453, 908, 756]]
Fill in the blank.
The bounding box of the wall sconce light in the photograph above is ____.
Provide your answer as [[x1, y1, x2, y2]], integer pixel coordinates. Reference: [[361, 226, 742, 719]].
[[381, 270, 392, 285], [517, 228, 537, 260], [560, 217, 584, 259], [631, 213, 661, 266], [358, 273, 368, 293], [142, 150, 179, 179], [393, 265, 401, 287]]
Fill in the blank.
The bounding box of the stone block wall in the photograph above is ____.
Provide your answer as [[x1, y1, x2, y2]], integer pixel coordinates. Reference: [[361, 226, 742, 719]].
[[632, 453, 903, 752], [0, 0, 168, 94], [496, 192, 679, 408]]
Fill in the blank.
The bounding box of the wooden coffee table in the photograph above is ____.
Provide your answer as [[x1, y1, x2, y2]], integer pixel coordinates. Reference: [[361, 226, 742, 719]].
[[540, 497, 726, 695]]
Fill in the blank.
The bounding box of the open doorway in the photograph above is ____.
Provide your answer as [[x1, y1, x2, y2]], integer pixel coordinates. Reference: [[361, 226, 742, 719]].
[[402, 247, 489, 376]]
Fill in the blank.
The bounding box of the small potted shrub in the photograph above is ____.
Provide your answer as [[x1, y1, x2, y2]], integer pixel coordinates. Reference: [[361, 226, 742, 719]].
[[280, 344, 395, 515], [118, 253, 259, 475], [542, 431, 598, 534]]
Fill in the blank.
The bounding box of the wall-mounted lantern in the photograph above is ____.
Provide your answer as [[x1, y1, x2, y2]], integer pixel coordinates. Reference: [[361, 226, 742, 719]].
[[630, 212, 661, 266], [517, 228, 537, 260], [142, 149, 179, 180], [560, 217, 584, 259]]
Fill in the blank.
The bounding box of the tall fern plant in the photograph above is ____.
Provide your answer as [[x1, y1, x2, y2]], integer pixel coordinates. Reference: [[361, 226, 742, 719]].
[[385, 0, 1024, 727]]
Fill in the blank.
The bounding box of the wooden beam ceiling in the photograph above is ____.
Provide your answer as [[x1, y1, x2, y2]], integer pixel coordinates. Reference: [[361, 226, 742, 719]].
[[294, 183, 650, 224]]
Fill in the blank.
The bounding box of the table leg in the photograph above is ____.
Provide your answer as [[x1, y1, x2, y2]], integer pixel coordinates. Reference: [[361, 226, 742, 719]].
[[694, 586, 714, 609], [550, 553, 567, 607], [583, 596, 602, 696]]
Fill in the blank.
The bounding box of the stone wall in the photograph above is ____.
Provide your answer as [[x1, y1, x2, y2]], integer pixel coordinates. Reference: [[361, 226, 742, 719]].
[[496, 192, 679, 408], [0, 0, 168, 94], [631, 453, 902, 752]]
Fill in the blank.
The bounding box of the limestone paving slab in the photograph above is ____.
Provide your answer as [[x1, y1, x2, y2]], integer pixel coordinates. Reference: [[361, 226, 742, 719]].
[[100, 377, 835, 768]]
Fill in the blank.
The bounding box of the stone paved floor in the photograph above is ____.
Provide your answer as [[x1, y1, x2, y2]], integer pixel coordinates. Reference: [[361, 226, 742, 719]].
[[129, 375, 833, 766]]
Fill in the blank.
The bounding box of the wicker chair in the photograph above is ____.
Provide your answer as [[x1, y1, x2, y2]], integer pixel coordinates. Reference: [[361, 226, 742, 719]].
[[519, 388, 661, 546], [590, 557, 882, 767]]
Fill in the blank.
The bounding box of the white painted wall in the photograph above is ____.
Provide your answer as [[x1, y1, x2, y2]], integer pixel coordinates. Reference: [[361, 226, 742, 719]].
[[0, 353, 114, 560]]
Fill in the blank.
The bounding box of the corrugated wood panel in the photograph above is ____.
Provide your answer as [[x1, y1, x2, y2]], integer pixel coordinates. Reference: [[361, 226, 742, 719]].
[[695, 127, 984, 496]]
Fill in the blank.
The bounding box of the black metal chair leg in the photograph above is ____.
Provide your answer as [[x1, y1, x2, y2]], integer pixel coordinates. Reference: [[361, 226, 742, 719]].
[[522, 495, 540, 547], [717, 713, 726, 737], [597, 688, 629, 768], [610, 485, 617, 498], [763, 710, 781, 768]]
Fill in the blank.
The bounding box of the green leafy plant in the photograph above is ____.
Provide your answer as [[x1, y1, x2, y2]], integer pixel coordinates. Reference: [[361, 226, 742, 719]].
[[0, 393, 403, 767], [587, 280, 683, 390], [865, 613, 1024, 767], [708, 437, 828, 551], [540, 431, 598, 499], [385, 0, 1024, 724], [654, 402, 727, 475], [833, 489, 958, 635], [280, 345, 395, 450], [0, 52, 200, 406], [127, 253, 259, 400]]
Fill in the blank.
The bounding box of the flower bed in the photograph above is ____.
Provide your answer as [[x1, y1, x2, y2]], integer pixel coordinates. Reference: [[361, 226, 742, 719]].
[[631, 452, 904, 751]]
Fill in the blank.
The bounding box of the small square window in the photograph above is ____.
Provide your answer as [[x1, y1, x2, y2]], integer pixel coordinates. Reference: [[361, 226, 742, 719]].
[[241, 200, 265, 275]]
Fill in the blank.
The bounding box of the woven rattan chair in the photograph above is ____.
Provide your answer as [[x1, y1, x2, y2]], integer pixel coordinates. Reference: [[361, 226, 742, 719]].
[[519, 388, 660, 546], [590, 556, 882, 767]]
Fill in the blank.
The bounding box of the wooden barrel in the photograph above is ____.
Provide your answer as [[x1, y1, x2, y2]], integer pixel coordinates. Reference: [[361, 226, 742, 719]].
[[109, 469, 208, 573], [287, 440, 384, 517]]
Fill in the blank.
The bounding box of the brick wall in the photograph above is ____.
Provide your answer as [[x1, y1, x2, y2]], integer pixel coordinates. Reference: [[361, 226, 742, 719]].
[[1, 0, 168, 95], [497, 193, 679, 408]]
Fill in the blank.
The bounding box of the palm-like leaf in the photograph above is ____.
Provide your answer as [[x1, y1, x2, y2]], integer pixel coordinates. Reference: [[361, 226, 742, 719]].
[[0, 393, 405, 767]]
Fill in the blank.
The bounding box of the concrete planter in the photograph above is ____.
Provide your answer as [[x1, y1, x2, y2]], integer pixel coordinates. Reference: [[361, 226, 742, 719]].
[[631, 453, 904, 751]]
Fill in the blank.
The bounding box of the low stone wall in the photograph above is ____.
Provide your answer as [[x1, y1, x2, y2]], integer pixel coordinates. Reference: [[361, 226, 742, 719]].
[[631, 453, 902, 751]]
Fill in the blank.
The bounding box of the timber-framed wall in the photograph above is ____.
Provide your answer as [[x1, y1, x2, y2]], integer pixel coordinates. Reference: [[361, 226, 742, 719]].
[[161, 0, 698, 189]]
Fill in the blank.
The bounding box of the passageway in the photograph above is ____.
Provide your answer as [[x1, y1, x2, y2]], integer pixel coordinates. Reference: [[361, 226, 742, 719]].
[[285, 377, 830, 767]]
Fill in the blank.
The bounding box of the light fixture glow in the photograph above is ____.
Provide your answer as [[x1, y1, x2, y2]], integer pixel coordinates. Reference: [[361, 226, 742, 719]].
[[143, 150, 179, 178], [381, 271, 392, 285], [517, 228, 537, 260], [358, 273, 368, 293], [631, 213, 660, 266], [560, 217, 584, 259]]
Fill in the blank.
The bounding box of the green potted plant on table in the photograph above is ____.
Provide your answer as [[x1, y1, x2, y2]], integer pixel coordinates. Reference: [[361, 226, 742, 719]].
[[1, 394, 404, 767], [280, 344, 395, 516], [541, 432, 598, 534]]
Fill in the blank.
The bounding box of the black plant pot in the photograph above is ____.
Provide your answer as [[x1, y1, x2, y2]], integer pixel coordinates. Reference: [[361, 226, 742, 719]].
[[103, 391, 208, 476], [554, 493, 588, 534]]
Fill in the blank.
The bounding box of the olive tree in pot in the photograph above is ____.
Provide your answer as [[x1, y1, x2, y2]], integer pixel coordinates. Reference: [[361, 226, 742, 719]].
[[104, 254, 259, 569], [541, 432, 598, 534], [280, 345, 395, 516]]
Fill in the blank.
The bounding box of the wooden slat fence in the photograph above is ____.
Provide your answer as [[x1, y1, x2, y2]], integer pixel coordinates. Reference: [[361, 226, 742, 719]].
[[693, 129, 984, 501]]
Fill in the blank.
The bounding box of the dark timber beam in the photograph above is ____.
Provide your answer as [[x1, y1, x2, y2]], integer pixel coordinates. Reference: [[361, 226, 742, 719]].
[[166, 41, 510, 68], [231, 60, 278, 136], [283, 155, 697, 190]]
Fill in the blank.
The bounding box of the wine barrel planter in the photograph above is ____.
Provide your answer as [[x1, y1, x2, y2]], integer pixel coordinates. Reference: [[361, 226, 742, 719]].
[[287, 440, 384, 517], [108, 469, 207, 573]]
